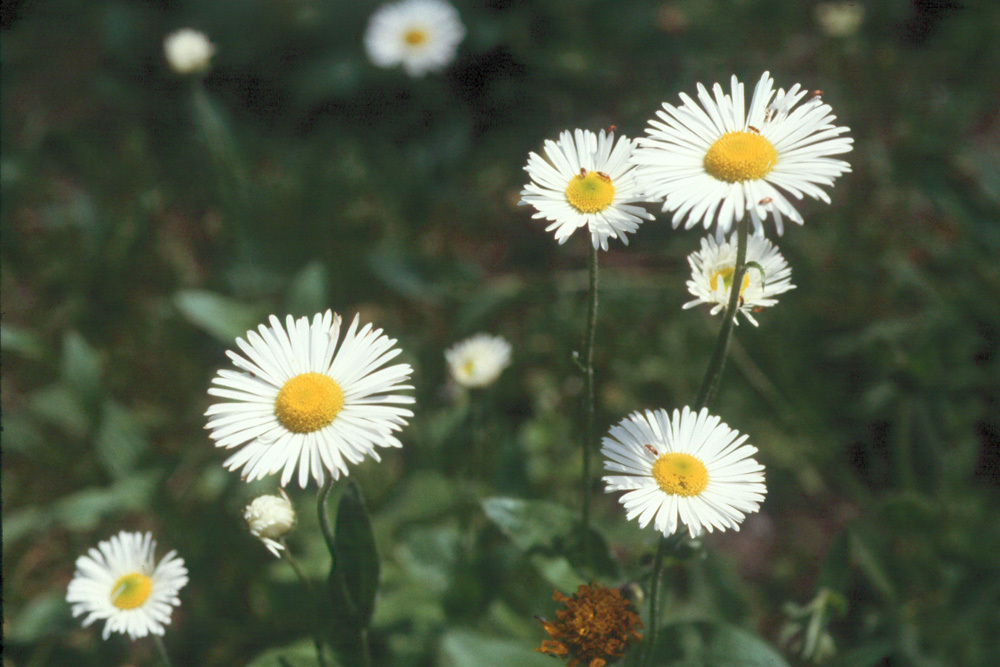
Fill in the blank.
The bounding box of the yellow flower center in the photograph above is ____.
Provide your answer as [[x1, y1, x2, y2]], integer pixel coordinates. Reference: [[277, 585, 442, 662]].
[[461, 360, 476, 376], [710, 266, 751, 295], [652, 453, 708, 497], [274, 372, 344, 434], [404, 29, 428, 46], [565, 170, 616, 213], [110, 572, 153, 610], [703, 130, 778, 183]]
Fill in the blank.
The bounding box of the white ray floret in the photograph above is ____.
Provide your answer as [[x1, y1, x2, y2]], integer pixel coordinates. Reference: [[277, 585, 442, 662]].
[[206, 310, 415, 488], [520, 128, 654, 250], [602, 407, 766, 537], [66, 531, 188, 640], [364, 0, 466, 77], [683, 232, 795, 326], [632, 71, 853, 237], [445, 333, 512, 388]]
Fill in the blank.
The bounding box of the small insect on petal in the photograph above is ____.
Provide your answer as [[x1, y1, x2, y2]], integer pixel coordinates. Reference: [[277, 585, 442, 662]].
[[644, 444, 659, 456], [579, 167, 587, 177], [597, 171, 611, 181], [748, 126, 760, 134], [608, 125, 617, 132], [759, 197, 772, 205]]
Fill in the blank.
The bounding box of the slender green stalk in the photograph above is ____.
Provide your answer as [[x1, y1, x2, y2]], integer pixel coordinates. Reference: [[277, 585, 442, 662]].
[[644, 217, 750, 666], [153, 634, 174, 667], [694, 216, 750, 410], [581, 242, 600, 549], [317, 479, 372, 667], [318, 479, 336, 556], [642, 535, 669, 663], [284, 548, 330, 667]]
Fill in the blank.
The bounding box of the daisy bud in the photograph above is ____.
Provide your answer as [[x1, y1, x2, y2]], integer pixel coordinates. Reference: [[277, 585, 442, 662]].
[[163, 29, 215, 76], [244, 494, 296, 557]]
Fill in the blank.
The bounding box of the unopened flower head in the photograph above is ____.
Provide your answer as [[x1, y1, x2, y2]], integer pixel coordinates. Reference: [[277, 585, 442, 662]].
[[364, 0, 465, 77], [245, 493, 297, 557], [536, 583, 643, 667], [632, 71, 852, 236], [602, 407, 766, 537], [163, 29, 215, 75], [683, 232, 795, 326], [445, 333, 512, 388], [205, 310, 415, 488], [520, 128, 655, 250], [815, 2, 865, 38], [66, 531, 188, 640]]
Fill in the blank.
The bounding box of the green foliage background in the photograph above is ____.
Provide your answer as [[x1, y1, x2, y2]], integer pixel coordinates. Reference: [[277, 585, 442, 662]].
[[3, 0, 999, 665]]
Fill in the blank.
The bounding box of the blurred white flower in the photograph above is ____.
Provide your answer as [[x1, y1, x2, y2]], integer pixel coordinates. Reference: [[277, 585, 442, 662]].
[[163, 29, 215, 76], [683, 232, 795, 326], [815, 2, 865, 38], [632, 71, 853, 237], [205, 310, 414, 488], [66, 531, 188, 640], [245, 493, 297, 557], [445, 334, 512, 388], [602, 407, 766, 537], [364, 0, 466, 77], [520, 129, 654, 250]]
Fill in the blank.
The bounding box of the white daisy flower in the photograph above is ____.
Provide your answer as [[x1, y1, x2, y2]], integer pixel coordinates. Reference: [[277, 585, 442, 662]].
[[632, 71, 853, 236], [205, 310, 415, 488], [66, 531, 188, 640], [364, 0, 466, 77], [683, 232, 795, 326], [520, 129, 655, 250], [163, 29, 215, 76], [445, 333, 512, 388], [244, 493, 297, 558], [602, 407, 766, 537]]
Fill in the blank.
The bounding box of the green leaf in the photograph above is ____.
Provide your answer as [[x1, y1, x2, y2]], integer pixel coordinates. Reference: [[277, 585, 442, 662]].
[[61, 331, 102, 400], [4, 591, 67, 642], [830, 639, 894, 667], [527, 554, 586, 592], [285, 261, 329, 317], [334, 480, 380, 628], [94, 400, 149, 479], [26, 383, 91, 438], [702, 623, 792, 667], [650, 622, 791, 667], [53, 472, 160, 532], [3, 473, 159, 548], [0, 324, 46, 361], [481, 497, 577, 552], [174, 290, 268, 344], [848, 526, 897, 602], [244, 638, 338, 667], [818, 529, 851, 594], [0, 414, 43, 455], [438, 629, 555, 667]]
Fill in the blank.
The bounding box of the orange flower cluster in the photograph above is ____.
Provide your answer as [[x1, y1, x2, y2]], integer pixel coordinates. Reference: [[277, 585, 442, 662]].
[[537, 583, 644, 667]]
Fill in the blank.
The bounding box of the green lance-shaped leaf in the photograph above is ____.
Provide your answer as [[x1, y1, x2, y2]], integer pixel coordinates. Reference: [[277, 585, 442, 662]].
[[325, 480, 380, 629]]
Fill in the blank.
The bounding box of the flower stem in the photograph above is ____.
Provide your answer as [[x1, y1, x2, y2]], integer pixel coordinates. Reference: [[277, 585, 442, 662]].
[[694, 216, 750, 410], [318, 478, 336, 557], [644, 218, 750, 666], [153, 634, 174, 667], [642, 535, 669, 664], [284, 548, 331, 667], [581, 242, 599, 556]]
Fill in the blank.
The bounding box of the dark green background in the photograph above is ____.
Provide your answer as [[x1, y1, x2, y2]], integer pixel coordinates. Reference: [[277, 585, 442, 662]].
[[3, 0, 999, 665]]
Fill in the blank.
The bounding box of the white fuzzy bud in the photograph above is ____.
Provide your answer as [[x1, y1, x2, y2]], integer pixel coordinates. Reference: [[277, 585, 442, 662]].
[[244, 494, 296, 557], [163, 29, 215, 75]]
